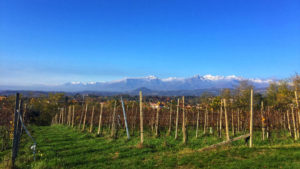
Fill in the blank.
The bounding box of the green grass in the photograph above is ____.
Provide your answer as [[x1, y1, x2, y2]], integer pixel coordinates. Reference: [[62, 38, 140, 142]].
[[1, 125, 300, 169]]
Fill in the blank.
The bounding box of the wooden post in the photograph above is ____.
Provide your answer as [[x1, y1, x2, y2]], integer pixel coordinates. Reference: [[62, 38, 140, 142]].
[[155, 105, 160, 137], [219, 100, 223, 138], [61, 108, 65, 124], [204, 106, 207, 134], [97, 103, 104, 135], [61, 108, 64, 124], [139, 91, 144, 144], [182, 96, 187, 144], [69, 106, 72, 126], [71, 105, 75, 128], [64, 106, 68, 125], [69, 106, 71, 125], [111, 101, 117, 138], [249, 88, 254, 147], [231, 110, 235, 136], [241, 111, 244, 132], [283, 111, 286, 130], [89, 106, 95, 133], [78, 104, 84, 129], [296, 114, 300, 140], [175, 98, 179, 139], [296, 90, 299, 109], [261, 101, 265, 140], [82, 104, 88, 131], [291, 105, 298, 140], [52, 112, 55, 125], [287, 110, 292, 136], [266, 107, 270, 139], [65, 107, 67, 125], [54, 114, 58, 124], [196, 107, 200, 138], [68, 106, 71, 126], [63, 107, 66, 124], [198, 134, 250, 152], [211, 108, 214, 133], [64, 96, 68, 125], [59, 108, 62, 124], [223, 99, 230, 141], [237, 108, 240, 133], [65, 107, 68, 125], [108, 106, 112, 131], [216, 110, 219, 134], [168, 102, 172, 135], [67, 106, 69, 125], [58, 109, 60, 124], [151, 112, 155, 132], [295, 91, 300, 130], [66, 106, 69, 125], [61, 108, 63, 124]]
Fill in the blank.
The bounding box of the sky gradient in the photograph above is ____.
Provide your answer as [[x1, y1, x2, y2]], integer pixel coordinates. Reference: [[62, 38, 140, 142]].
[[1, 0, 299, 85]]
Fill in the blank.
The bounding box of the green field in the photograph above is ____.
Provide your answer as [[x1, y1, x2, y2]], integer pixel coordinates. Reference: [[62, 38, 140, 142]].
[[1, 125, 300, 169]]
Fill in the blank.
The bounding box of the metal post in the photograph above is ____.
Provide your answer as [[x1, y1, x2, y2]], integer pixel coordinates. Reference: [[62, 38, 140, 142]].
[[12, 93, 20, 166], [121, 97, 130, 139]]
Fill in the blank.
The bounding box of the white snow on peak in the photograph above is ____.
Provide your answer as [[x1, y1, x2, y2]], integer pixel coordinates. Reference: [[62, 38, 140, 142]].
[[162, 77, 184, 82], [71, 81, 82, 85], [203, 74, 225, 80], [144, 75, 158, 80], [69, 75, 273, 87], [70, 81, 97, 85], [202, 74, 244, 81], [225, 75, 244, 81]]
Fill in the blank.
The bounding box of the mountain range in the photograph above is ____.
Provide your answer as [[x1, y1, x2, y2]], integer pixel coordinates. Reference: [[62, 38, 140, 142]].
[[0, 75, 273, 95]]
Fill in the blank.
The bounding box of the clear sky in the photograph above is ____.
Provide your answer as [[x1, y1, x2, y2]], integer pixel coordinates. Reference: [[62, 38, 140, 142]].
[[1, 0, 299, 85]]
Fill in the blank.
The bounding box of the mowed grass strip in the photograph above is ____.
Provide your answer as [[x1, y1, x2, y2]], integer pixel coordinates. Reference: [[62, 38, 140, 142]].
[[4, 125, 300, 169]]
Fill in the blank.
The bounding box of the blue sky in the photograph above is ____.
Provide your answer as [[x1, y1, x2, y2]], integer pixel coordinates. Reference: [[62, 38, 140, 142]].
[[1, 0, 299, 85]]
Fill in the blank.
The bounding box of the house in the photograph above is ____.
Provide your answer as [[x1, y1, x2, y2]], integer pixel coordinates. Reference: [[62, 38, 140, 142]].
[[150, 102, 165, 109], [149, 102, 159, 109], [186, 104, 193, 109], [0, 96, 7, 101]]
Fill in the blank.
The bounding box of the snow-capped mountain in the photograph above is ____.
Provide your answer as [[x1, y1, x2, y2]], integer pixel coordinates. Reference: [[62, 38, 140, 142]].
[[55, 74, 272, 92], [0, 74, 273, 92]]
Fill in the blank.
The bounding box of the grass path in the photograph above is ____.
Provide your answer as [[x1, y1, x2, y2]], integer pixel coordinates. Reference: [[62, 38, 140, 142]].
[[2, 125, 300, 169]]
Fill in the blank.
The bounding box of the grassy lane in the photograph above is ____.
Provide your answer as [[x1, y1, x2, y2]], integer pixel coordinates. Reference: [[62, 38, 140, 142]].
[[3, 125, 300, 169]]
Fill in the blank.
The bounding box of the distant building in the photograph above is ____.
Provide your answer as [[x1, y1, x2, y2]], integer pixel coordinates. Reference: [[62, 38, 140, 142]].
[[186, 105, 192, 109], [0, 96, 7, 101], [150, 102, 159, 109], [149, 102, 165, 109]]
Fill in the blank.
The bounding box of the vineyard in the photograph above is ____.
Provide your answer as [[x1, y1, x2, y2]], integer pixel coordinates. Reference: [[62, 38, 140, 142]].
[[1, 77, 300, 168]]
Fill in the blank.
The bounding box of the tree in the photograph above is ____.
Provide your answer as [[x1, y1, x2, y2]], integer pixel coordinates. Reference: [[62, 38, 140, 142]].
[[266, 82, 278, 107], [276, 80, 293, 109]]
